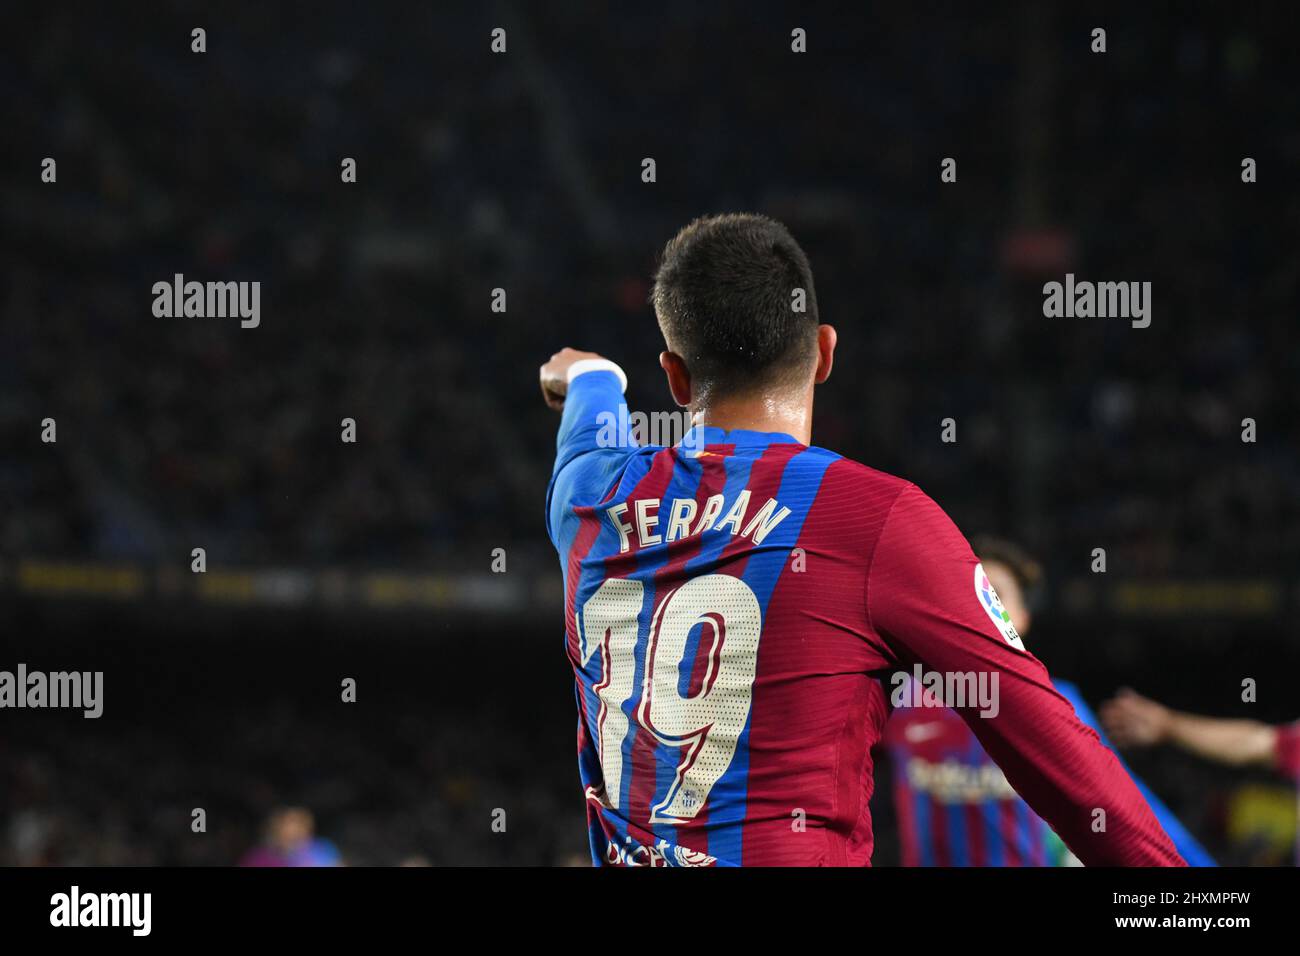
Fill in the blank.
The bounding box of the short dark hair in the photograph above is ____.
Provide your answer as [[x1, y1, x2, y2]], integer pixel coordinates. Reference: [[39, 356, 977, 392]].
[[651, 213, 819, 397], [970, 536, 1044, 595]]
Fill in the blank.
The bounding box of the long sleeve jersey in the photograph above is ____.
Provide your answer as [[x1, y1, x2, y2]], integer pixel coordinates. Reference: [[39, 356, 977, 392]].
[[546, 364, 1185, 867]]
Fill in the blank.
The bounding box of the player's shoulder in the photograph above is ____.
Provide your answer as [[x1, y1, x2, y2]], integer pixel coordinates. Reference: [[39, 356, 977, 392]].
[[805, 445, 918, 508], [802, 448, 972, 556]]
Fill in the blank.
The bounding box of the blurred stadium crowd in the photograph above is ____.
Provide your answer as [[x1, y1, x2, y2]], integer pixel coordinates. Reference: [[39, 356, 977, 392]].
[[2, 702, 588, 866], [0, 622, 590, 867], [2, 3, 1298, 865], [6, 4, 1297, 573]]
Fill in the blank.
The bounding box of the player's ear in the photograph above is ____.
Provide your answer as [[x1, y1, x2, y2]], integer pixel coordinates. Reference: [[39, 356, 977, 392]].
[[814, 324, 836, 385], [659, 351, 693, 407]]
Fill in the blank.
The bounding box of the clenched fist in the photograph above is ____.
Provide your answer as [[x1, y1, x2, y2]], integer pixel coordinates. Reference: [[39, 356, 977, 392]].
[[1100, 689, 1172, 747], [539, 348, 606, 411]]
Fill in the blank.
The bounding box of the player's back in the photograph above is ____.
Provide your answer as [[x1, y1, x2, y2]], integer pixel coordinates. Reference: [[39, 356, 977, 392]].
[[548, 362, 1185, 867], [554, 424, 905, 866]]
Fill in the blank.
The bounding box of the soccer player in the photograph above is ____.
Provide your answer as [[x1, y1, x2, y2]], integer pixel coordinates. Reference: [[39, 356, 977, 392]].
[[1101, 690, 1300, 781], [883, 538, 1214, 866], [541, 213, 1184, 867]]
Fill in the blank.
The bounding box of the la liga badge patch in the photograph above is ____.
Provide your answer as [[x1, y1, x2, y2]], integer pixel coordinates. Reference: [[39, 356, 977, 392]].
[[974, 562, 1026, 651]]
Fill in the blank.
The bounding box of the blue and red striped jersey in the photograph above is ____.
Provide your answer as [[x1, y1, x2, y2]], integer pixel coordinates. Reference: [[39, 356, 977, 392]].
[[546, 367, 1185, 867], [884, 677, 1215, 866], [884, 676, 1061, 866]]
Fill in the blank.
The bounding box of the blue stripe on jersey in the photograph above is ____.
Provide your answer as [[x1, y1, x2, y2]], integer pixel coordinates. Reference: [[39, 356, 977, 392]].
[[700, 444, 838, 865], [1014, 799, 1035, 865], [961, 730, 1000, 866], [981, 793, 1005, 867], [914, 791, 934, 867], [947, 801, 970, 866]]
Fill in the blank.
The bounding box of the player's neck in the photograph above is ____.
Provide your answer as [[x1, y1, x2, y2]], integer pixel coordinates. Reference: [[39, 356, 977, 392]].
[[690, 388, 814, 445]]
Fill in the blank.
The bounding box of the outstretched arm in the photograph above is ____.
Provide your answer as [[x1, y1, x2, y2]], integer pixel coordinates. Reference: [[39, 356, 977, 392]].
[[1101, 689, 1279, 769]]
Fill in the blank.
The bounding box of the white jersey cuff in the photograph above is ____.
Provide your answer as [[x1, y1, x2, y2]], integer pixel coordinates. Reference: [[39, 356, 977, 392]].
[[567, 358, 627, 393]]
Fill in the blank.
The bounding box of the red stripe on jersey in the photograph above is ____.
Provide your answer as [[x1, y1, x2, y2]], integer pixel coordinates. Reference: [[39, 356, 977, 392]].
[[564, 515, 603, 669], [999, 801, 1022, 867], [742, 456, 896, 866], [895, 778, 921, 867]]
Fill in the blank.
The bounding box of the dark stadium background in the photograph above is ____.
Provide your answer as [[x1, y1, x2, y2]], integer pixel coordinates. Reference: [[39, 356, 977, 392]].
[[2, 2, 1298, 865]]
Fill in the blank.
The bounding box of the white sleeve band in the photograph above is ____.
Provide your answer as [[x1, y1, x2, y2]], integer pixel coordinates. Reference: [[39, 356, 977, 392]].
[[566, 358, 628, 393]]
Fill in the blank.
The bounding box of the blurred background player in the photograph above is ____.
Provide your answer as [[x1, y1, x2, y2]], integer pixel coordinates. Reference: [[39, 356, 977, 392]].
[[239, 807, 342, 868], [882, 537, 1214, 866], [1101, 691, 1300, 780]]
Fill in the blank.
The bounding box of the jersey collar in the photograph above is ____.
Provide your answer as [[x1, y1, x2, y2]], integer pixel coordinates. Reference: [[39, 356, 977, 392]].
[[676, 425, 802, 450]]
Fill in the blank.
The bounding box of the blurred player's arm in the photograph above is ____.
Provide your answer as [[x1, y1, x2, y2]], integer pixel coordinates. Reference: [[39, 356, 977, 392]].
[[540, 348, 631, 544], [868, 484, 1186, 867], [1101, 689, 1295, 773]]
